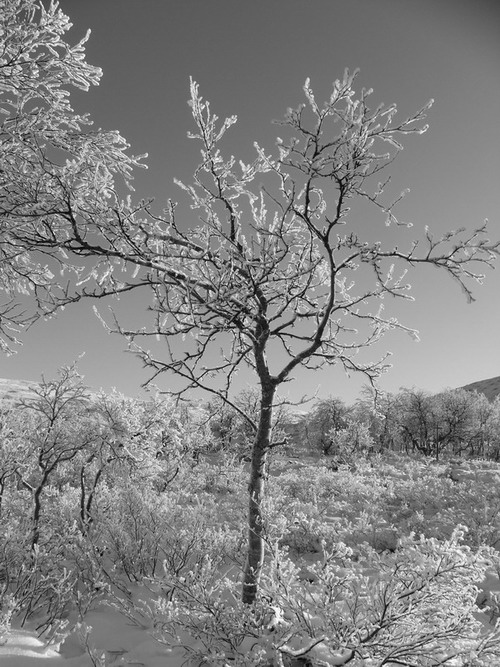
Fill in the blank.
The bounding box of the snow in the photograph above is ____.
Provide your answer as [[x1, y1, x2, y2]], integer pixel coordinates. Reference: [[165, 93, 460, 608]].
[[0, 606, 183, 667], [0, 629, 67, 665]]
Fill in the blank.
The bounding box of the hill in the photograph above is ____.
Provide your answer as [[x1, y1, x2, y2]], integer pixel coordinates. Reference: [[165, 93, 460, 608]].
[[1, 373, 500, 413], [0, 377, 39, 408], [461, 375, 500, 402]]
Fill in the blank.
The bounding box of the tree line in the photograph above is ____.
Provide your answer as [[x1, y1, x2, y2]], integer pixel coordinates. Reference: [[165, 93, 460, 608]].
[[207, 385, 500, 463]]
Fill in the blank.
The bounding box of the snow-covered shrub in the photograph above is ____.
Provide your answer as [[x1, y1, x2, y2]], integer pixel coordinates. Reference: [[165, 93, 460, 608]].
[[380, 459, 500, 548], [327, 421, 375, 465], [130, 527, 500, 666], [92, 477, 244, 585], [188, 452, 248, 496], [272, 459, 391, 524], [0, 529, 103, 643], [0, 593, 14, 646]]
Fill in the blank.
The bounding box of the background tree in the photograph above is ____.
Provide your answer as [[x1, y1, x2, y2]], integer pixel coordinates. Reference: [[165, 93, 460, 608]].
[[15, 365, 95, 548], [356, 388, 401, 453], [207, 387, 289, 461], [390, 387, 500, 459], [435, 388, 483, 457], [396, 388, 439, 457], [0, 407, 26, 518], [480, 396, 500, 460], [1, 1, 499, 603], [299, 397, 351, 455]]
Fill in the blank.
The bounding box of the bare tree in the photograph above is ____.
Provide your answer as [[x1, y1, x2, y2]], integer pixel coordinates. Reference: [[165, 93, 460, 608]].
[[2, 1, 499, 603], [15, 365, 93, 549], [395, 387, 500, 459], [300, 397, 351, 455], [396, 388, 438, 456]]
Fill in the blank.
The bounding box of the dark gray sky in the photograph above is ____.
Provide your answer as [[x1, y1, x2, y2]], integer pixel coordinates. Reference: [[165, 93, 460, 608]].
[[2, 0, 500, 403]]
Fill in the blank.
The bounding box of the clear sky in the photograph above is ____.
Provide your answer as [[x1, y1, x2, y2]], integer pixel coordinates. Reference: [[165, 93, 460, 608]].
[[2, 0, 499, 404]]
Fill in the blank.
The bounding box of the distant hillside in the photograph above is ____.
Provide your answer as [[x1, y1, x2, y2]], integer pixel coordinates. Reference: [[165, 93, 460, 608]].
[[461, 375, 500, 402], [0, 377, 39, 408], [2, 374, 500, 413], [0, 377, 100, 410]]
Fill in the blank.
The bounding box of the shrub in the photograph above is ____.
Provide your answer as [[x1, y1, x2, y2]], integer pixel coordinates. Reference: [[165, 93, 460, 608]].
[[120, 527, 500, 666]]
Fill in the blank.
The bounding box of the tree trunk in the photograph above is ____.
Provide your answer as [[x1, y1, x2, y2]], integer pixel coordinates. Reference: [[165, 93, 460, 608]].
[[32, 470, 50, 550], [242, 383, 275, 604], [0, 477, 4, 519], [32, 484, 43, 550]]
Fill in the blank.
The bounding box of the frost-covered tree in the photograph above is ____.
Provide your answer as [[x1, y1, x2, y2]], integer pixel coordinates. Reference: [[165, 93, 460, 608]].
[[2, 0, 499, 603], [392, 387, 500, 459], [14, 365, 95, 548], [299, 397, 352, 455], [0, 0, 144, 352], [395, 388, 439, 457]]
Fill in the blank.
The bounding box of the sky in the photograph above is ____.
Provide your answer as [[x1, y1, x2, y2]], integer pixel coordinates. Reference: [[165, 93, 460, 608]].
[[1, 0, 500, 405]]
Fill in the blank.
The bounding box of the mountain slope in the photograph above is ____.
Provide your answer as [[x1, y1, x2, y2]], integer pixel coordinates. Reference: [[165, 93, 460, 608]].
[[1, 374, 500, 410], [461, 375, 500, 402], [0, 377, 39, 408]]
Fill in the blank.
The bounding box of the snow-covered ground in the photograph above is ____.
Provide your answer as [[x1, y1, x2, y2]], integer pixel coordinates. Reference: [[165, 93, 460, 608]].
[[0, 606, 183, 667]]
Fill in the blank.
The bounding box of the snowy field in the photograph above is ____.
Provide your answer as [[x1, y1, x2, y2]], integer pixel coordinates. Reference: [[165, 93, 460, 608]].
[[0, 605, 179, 666]]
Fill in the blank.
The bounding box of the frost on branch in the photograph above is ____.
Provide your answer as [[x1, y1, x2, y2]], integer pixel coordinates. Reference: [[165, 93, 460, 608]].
[[0, 0, 145, 351]]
